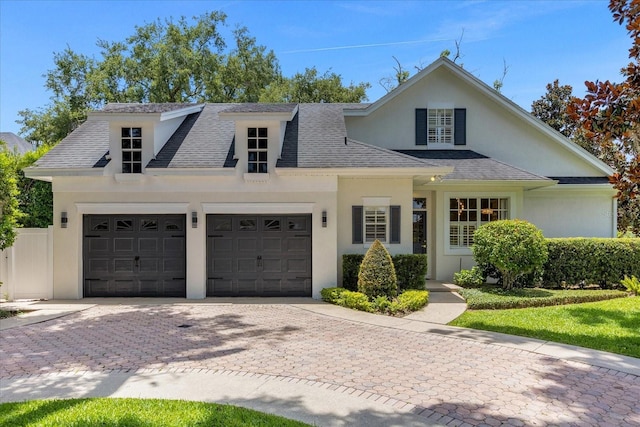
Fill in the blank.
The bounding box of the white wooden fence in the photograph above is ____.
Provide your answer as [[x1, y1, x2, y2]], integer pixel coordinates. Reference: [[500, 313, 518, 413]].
[[0, 227, 53, 300]]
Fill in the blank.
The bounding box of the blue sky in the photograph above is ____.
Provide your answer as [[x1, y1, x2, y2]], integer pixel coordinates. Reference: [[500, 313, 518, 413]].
[[0, 0, 630, 136]]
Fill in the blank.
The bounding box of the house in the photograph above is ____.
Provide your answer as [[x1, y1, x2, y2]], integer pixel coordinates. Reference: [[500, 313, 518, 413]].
[[25, 57, 616, 299], [1, 132, 32, 154]]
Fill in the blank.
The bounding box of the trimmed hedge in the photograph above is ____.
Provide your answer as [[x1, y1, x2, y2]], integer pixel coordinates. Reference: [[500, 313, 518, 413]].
[[542, 238, 640, 288], [358, 240, 397, 299], [321, 287, 429, 315], [342, 254, 427, 291]]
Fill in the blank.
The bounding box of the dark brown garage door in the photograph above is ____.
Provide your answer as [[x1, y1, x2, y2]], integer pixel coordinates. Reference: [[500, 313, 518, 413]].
[[83, 214, 186, 297], [207, 215, 312, 297]]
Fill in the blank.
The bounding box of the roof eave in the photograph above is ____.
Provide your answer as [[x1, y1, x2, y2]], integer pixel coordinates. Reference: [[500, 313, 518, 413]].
[[276, 166, 453, 177], [24, 166, 105, 181], [145, 168, 236, 176]]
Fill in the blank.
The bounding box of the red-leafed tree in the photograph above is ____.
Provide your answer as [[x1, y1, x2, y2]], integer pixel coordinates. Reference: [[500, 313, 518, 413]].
[[569, 0, 640, 235]]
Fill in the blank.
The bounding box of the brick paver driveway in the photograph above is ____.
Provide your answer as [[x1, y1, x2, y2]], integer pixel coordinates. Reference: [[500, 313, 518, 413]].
[[2, 303, 639, 426]]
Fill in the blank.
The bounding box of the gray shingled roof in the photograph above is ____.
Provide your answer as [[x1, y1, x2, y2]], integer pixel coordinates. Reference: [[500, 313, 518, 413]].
[[396, 150, 552, 181], [0, 132, 32, 154], [293, 104, 438, 168], [221, 103, 298, 114], [100, 103, 198, 114], [33, 120, 109, 169]]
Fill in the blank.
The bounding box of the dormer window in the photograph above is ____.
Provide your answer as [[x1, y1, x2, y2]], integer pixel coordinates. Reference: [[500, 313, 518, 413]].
[[121, 127, 142, 173], [428, 109, 453, 144], [248, 127, 268, 173]]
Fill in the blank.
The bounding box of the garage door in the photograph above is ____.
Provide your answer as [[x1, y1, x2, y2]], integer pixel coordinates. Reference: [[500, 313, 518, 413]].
[[83, 214, 186, 297], [207, 214, 312, 297]]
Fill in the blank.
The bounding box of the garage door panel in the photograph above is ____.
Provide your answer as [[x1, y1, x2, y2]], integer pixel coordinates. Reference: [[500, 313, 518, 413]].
[[212, 238, 233, 252], [88, 238, 110, 252], [237, 258, 257, 273], [237, 238, 257, 252], [114, 238, 134, 252], [84, 214, 186, 297], [213, 258, 233, 273], [263, 258, 282, 272], [237, 279, 259, 294], [138, 238, 158, 252], [206, 214, 311, 297], [262, 237, 282, 251], [139, 258, 158, 273], [114, 259, 134, 273]]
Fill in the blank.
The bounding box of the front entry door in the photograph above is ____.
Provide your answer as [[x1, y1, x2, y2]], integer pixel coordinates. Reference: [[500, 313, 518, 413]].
[[413, 198, 427, 254]]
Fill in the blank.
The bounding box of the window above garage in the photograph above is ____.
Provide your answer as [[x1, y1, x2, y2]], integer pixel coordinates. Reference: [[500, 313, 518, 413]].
[[121, 127, 142, 173]]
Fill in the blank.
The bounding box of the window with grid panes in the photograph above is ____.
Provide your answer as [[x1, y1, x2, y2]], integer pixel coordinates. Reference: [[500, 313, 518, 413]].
[[449, 197, 509, 248], [427, 109, 453, 144], [121, 127, 142, 173], [365, 207, 387, 243], [248, 127, 268, 173]]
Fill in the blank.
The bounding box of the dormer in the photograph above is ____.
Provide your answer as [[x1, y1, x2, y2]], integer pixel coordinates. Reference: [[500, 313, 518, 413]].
[[88, 103, 204, 177], [218, 103, 298, 181]]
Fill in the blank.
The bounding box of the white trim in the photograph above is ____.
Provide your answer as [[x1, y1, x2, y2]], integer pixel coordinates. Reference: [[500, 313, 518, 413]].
[[443, 191, 516, 256], [362, 197, 391, 206], [75, 203, 190, 214], [202, 203, 314, 214]]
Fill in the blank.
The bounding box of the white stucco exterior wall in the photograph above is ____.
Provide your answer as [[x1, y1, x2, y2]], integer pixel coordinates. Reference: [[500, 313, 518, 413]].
[[51, 173, 338, 299]]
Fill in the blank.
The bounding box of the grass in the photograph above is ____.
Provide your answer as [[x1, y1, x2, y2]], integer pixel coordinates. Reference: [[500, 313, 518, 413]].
[[450, 296, 640, 358], [0, 398, 311, 427], [0, 309, 20, 319], [458, 285, 628, 310]]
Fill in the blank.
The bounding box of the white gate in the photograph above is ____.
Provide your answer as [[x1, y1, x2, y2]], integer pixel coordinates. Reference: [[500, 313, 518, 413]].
[[0, 227, 53, 301]]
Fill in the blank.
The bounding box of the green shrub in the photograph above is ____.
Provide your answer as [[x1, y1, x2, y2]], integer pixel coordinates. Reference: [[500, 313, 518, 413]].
[[459, 286, 628, 310], [397, 290, 429, 311], [320, 287, 348, 303], [472, 220, 548, 290], [393, 254, 427, 290], [453, 266, 485, 287], [543, 238, 640, 288], [342, 254, 364, 291], [357, 240, 398, 299], [343, 254, 426, 291], [621, 275, 640, 295], [371, 295, 391, 312]]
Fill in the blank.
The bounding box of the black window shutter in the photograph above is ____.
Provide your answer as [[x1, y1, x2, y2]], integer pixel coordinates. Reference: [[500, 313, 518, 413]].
[[454, 108, 466, 145], [352, 206, 363, 244], [415, 109, 427, 146], [390, 205, 401, 244]]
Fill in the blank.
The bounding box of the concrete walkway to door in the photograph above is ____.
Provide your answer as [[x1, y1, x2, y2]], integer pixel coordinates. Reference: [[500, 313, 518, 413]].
[[1, 292, 639, 426]]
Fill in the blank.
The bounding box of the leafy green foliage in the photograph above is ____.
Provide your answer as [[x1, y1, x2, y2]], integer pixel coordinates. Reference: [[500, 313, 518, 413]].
[[397, 290, 429, 311], [18, 12, 369, 146], [472, 220, 548, 290], [343, 254, 426, 291], [0, 398, 310, 427], [621, 275, 640, 295], [16, 146, 53, 227], [392, 254, 427, 290], [453, 266, 485, 287], [0, 147, 20, 250], [450, 296, 640, 358], [357, 240, 398, 299], [321, 286, 428, 316], [458, 285, 628, 310], [543, 238, 640, 288]]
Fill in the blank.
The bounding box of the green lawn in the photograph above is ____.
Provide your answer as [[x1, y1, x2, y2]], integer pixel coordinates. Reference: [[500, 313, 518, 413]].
[[0, 398, 310, 427], [450, 296, 640, 358]]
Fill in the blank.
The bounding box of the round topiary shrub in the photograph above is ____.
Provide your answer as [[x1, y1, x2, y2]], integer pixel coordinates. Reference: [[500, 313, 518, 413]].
[[472, 219, 548, 290], [357, 239, 398, 299]]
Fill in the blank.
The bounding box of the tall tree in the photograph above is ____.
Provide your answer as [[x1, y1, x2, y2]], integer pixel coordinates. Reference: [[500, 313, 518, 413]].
[[18, 11, 368, 146], [0, 143, 20, 250], [568, 0, 640, 234]]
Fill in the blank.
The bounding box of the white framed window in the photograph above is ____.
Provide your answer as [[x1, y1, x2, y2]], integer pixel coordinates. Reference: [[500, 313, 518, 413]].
[[248, 127, 268, 173], [365, 206, 387, 243], [427, 109, 453, 144], [448, 196, 510, 250], [121, 127, 142, 173]]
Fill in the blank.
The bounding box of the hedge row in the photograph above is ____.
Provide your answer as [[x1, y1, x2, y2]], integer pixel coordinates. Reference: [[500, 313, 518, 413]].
[[342, 254, 427, 291], [542, 238, 640, 288]]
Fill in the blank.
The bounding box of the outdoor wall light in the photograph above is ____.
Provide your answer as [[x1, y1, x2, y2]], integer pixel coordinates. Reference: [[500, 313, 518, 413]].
[[191, 211, 198, 228], [322, 210, 327, 228], [61, 211, 68, 228]]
